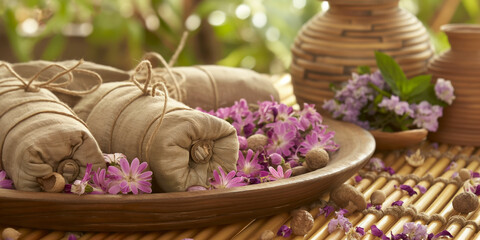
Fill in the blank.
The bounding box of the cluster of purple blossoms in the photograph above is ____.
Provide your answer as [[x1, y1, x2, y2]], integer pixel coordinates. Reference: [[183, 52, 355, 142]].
[[323, 71, 455, 132], [0, 170, 13, 189], [371, 223, 452, 240], [200, 98, 338, 188], [70, 153, 152, 195]]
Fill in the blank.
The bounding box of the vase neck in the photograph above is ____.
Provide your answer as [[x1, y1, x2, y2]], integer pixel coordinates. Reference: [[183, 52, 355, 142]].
[[442, 24, 480, 52], [327, 0, 399, 15]]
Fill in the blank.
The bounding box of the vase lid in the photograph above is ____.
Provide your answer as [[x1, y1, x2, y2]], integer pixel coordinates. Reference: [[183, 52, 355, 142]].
[[441, 24, 480, 51]]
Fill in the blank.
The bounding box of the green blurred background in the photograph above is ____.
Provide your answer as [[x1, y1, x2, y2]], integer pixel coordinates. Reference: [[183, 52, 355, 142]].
[[0, 0, 479, 73]]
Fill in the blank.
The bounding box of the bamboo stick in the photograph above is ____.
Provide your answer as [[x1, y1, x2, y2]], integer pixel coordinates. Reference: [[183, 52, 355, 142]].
[[38, 231, 66, 240], [121, 232, 145, 240], [191, 226, 218, 240], [78, 232, 96, 240], [137, 232, 162, 240], [156, 230, 181, 240], [85, 232, 110, 240], [215, 220, 254, 240], [104, 232, 128, 240], [174, 228, 201, 239], [21, 230, 52, 240], [246, 213, 290, 239], [473, 229, 480, 239]]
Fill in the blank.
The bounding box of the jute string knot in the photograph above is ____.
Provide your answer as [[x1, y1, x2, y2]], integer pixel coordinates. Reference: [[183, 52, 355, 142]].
[[0, 59, 102, 96], [141, 31, 221, 110]]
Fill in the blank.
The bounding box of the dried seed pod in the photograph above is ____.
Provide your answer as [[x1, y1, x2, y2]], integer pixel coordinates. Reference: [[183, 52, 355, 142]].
[[291, 166, 309, 176], [305, 147, 329, 171], [330, 184, 367, 212], [247, 134, 269, 152], [291, 210, 314, 236], [405, 149, 424, 167], [459, 168, 471, 182], [259, 230, 275, 240], [2, 228, 21, 240], [371, 190, 386, 205], [452, 192, 479, 214], [37, 172, 66, 193]]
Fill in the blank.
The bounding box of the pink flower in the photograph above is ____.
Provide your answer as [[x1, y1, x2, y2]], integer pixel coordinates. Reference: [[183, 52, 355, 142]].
[[108, 158, 152, 194], [210, 166, 246, 189], [266, 122, 297, 156], [0, 170, 13, 189], [90, 168, 111, 194], [298, 129, 338, 155], [103, 153, 127, 166], [71, 163, 93, 195], [268, 165, 292, 181], [237, 149, 263, 178]]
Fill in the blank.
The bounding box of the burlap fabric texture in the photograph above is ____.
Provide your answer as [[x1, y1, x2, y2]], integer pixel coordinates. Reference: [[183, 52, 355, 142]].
[[73, 60, 239, 192], [0, 61, 106, 191]]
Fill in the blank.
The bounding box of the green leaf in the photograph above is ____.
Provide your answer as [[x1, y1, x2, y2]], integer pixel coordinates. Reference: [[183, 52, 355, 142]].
[[41, 34, 66, 60], [408, 86, 447, 107], [404, 74, 432, 100], [374, 51, 407, 97], [357, 66, 371, 75]]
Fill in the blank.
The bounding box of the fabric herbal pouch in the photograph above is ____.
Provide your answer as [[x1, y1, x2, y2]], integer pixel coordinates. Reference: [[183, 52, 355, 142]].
[[0, 61, 106, 191], [1, 60, 130, 107], [135, 52, 280, 111], [74, 60, 239, 192]]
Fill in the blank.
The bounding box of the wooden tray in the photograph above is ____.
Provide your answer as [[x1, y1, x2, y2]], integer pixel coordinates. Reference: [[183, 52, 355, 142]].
[[0, 119, 375, 232]]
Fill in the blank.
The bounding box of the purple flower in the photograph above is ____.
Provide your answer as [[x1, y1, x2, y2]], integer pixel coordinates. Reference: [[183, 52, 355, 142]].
[[103, 153, 127, 166], [68, 234, 77, 240], [356, 227, 365, 236], [366, 158, 386, 172], [444, 161, 457, 172], [431, 230, 453, 239], [434, 78, 455, 105], [210, 166, 246, 189], [0, 170, 13, 189], [328, 210, 352, 233], [71, 163, 93, 195], [90, 168, 111, 194], [298, 129, 338, 155], [384, 167, 395, 175], [277, 225, 292, 237], [392, 200, 404, 206], [415, 185, 427, 194], [398, 185, 417, 196], [269, 153, 284, 166], [299, 103, 323, 124], [472, 171, 480, 178], [318, 205, 335, 217], [463, 178, 480, 195], [237, 149, 263, 178], [266, 122, 297, 156], [354, 175, 363, 183], [402, 222, 428, 240], [238, 136, 248, 150], [268, 165, 292, 181], [411, 101, 443, 132], [371, 225, 388, 239], [108, 158, 152, 194], [378, 95, 414, 117]]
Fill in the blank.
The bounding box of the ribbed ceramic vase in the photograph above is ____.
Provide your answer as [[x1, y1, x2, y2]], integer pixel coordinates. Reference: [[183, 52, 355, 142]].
[[291, 0, 434, 107], [428, 24, 480, 146]]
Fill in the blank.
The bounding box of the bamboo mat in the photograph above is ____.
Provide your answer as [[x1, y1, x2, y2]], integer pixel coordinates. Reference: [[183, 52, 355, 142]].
[[2, 75, 479, 240]]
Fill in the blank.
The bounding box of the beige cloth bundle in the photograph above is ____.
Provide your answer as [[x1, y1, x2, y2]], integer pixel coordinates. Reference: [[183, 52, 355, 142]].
[[2, 60, 130, 107], [0, 61, 106, 191], [142, 52, 280, 111], [73, 60, 239, 192]]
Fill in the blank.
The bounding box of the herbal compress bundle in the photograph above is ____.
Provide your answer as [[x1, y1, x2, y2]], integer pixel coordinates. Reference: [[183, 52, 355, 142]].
[[323, 52, 455, 133]]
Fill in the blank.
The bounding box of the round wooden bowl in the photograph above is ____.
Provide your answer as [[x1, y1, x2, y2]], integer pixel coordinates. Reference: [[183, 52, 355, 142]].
[[0, 119, 375, 232], [369, 128, 428, 151]]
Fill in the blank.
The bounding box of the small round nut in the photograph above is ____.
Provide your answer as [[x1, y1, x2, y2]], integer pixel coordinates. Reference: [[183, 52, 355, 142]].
[[453, 192, 479, 214], [330, 184, 367, 211], [2, 228, 21, 240], [371, 190, 386, 205], [37, 172, 66, 193], [459, 168, 471, 182], [247, 134, 269, 152], [291, 210, 314, 236], [259, 230, 275, 240], [305, 147, 329, 171], [291, 166, 308, 176]]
